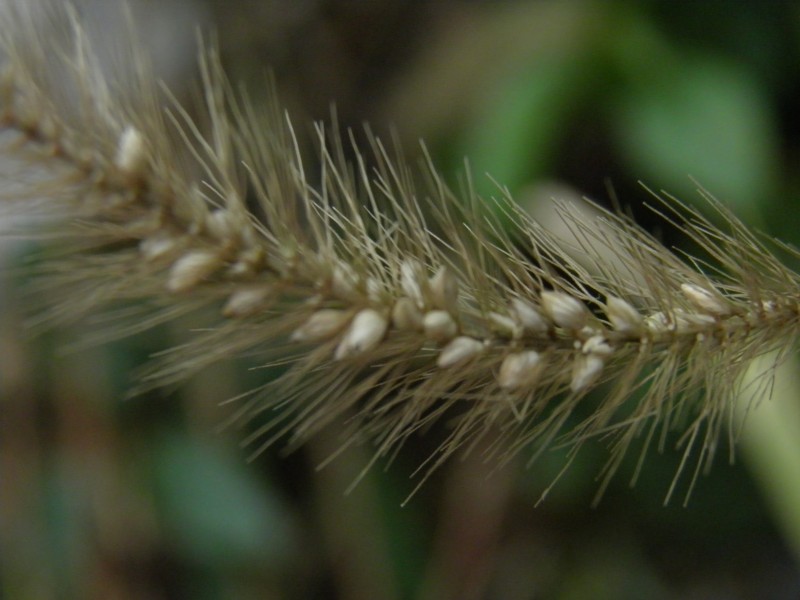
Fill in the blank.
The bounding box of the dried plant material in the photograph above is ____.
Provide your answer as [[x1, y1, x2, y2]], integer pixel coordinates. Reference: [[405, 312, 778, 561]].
[[4, 0, 800, 504]]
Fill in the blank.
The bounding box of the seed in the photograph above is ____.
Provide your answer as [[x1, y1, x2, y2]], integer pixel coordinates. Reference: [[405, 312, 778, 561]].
[[228, 246, 266, 277], [488, 311, 521, 339], [570, 354, 605, 393], [206, 208, 238, 242], [680, 283, 730, 317], [400, 259, 425, 308], [366, 277, 383, 303], [429, 265, 459, 311], [166, 249, 222, 293], [645, 309, 715, 334], [291, 309, 351, 342], [335, 309, 388, 359], [437, 336, 484, 368], [392, 297, 423, 331], [222, 286, 272, 318], [510, 298, 548, 334], [581, 335, 613, 357], [331, 262, 361, 301], [115, 126, 146, 177], [541, 291, 588, 330], [140, 231, 180, 261], [423, 310, 458, 342], [605, 296, 643, 335], [498, 351, 542, 390]]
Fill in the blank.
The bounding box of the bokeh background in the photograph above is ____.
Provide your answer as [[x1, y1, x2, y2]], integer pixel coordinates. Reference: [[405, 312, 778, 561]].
[[3, 1, 800, 598]]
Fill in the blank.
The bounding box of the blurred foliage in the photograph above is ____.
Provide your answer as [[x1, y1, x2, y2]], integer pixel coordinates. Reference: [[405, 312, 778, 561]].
[[3, 1, 800, 599]]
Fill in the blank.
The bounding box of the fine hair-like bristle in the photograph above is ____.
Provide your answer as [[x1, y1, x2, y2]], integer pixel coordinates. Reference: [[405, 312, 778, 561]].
[[2, 1, 799, 504]]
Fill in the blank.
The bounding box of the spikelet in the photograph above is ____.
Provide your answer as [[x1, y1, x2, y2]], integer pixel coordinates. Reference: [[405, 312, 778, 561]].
[[498, 351, 543, 390], [3, 0, 800, 504], [114, 125, 147, 179], [334, 309, 388, 360], [437, 336, 485, 368]]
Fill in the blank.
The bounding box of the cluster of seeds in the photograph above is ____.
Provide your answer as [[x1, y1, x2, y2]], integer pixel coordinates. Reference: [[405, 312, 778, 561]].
[[102, 117, 774, 404]]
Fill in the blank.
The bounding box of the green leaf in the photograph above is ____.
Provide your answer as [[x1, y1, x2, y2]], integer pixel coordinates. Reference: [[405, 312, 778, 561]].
[[152, 433, 295, 568], [463, 55, 598, 197], [614, 57, 777, 219]]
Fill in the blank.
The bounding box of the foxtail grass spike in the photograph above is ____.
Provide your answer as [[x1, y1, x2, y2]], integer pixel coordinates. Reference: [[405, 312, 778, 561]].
[[2, 0, 800, 503]]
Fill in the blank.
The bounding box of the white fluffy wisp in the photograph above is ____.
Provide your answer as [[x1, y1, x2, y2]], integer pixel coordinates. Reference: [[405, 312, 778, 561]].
[[2, 1, 799, 503]]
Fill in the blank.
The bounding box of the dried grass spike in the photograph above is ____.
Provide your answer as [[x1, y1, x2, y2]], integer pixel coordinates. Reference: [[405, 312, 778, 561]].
[[3, 0, 800, 505]]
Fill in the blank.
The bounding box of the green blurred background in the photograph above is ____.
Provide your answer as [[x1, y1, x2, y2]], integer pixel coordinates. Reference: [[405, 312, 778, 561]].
[[3, 1, 800, 598]]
